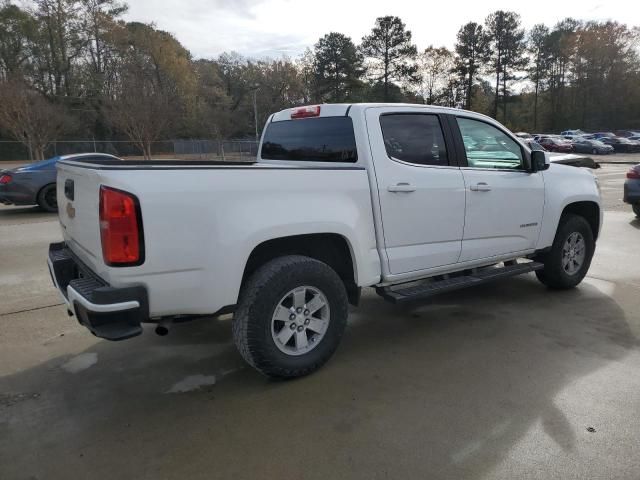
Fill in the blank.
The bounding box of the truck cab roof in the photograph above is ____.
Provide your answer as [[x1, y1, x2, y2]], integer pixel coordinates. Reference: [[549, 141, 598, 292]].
[[270, 103, 476, 122]]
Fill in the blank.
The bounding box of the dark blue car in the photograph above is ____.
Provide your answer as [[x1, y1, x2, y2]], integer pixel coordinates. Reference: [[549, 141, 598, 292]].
[[624, 164, 640, 218], [0, 153, 120, 212]]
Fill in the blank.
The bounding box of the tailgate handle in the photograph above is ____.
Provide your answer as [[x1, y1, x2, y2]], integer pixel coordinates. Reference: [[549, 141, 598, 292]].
[[64, 179, 74, 200]]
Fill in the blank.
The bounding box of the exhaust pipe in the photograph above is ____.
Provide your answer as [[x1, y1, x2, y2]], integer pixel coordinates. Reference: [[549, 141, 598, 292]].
[[155, 320, 170, 336]]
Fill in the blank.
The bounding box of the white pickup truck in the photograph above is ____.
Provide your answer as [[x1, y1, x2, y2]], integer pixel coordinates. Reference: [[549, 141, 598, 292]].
[[48, 103, 602, 378]]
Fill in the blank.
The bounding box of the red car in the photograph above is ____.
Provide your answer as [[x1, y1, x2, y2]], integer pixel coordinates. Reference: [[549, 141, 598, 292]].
[[538, 137, 574, 153]]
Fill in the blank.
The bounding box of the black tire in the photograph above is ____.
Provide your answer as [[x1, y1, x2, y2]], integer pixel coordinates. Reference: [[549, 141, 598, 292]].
[[633, 204, 640, 218], [591, 148, 597, 155], [233, 255, 348, 379], [535, 213, 595, 289], [37, 184, 58, 212]]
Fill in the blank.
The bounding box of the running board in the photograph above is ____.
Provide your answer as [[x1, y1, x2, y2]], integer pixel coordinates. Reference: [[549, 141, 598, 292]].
[[377, 261, 544, 304]]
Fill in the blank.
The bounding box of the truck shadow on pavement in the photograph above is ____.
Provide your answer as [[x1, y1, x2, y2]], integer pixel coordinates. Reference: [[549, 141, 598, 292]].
[[1, 274, 638, 479]]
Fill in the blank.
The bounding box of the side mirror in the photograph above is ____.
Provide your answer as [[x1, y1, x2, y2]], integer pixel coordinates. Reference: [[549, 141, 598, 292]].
[[530, 150, 550, 172]]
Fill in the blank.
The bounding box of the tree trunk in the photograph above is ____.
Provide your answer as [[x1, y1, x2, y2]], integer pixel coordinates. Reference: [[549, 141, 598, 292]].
[[143, 141, 152, 160], [384, 38, 389, 102], [384, 62, 389, 102], [493, 52, 501, 119], [34, 145, 45, 161], [533, 78, 539, 131], [466, 71, 473, 110], [502, 68, 507, 123]]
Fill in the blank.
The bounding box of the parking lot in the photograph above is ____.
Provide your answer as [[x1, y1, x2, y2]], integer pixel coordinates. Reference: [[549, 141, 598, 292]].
[[1, 162, 639, 479]]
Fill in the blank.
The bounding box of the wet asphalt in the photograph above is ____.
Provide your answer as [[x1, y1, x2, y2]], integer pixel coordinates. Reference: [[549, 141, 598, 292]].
[[1, 163, 639, 479]]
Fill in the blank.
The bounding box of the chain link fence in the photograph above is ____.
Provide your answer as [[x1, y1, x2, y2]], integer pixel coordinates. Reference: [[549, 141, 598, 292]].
[[0, 140, 260, 163]]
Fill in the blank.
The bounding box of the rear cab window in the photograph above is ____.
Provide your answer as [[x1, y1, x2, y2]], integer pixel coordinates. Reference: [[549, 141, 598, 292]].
[[260, 117, 357, 163]]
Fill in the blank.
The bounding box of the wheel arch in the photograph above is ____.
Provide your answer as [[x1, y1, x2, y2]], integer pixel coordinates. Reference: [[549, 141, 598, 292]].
[[36, 182, 57, 207], [241, 233, 360, 305], [561, 201, 601, 240]]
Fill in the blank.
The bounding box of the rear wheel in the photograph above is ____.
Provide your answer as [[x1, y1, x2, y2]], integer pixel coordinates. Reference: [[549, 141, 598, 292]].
[[233, 255, 348, 379], [633, 204, 640, 218], [591, 148, 597, 155], [37, 184, 57, 212], [535, 214, 595, 289]]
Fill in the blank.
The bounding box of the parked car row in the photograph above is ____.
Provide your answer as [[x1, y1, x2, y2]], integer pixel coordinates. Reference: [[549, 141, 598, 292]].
[[515, 129, 640, 154]]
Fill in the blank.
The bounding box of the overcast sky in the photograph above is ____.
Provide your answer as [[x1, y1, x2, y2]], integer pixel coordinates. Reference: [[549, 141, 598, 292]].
[[124, 0, 639, 59]]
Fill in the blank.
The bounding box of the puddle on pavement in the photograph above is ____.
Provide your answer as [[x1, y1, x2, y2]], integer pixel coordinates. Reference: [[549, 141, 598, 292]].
[[166, 374, 217, 393], [61, 352, 98, 373]]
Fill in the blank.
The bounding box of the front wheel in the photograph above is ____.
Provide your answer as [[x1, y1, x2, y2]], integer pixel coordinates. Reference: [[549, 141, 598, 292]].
[[535, 214, 595, 289], [233, 255, 348, 379], [591, 148, 597, 155], [37, 184, 58, 212], [633, 204, 640, 218]]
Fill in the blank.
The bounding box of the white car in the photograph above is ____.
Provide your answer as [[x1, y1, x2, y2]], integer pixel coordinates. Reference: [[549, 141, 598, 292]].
[[561, 129, 587, 137], [48, 103, 602, 378]]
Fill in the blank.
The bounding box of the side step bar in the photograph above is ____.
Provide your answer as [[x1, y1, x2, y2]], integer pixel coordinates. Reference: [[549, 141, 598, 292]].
[[377, 261, 544, 304]]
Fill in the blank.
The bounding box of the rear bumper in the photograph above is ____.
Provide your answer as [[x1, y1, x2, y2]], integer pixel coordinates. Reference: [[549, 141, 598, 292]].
[[47, 242, 148, 340]]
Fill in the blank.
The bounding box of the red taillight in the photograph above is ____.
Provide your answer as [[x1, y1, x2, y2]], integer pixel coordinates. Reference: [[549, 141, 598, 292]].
[[291, 105, 321, 119], [626, 167, 640, 179], [99, 186, 143, 266], [0, 174, 12, 184]]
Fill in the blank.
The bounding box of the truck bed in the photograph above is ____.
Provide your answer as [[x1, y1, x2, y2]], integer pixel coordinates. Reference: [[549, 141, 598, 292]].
[[55, 159, 378, 318]]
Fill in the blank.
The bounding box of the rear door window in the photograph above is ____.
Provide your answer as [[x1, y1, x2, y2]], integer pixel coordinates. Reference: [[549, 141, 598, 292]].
[[379, 114, 449, 166], [260, 117, 357, 162]]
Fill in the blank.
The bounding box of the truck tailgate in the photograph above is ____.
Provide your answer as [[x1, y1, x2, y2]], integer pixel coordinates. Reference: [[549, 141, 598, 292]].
[[56, 162, 104, 271]]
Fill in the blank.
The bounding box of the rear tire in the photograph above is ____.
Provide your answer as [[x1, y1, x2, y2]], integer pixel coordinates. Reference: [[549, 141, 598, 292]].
[[633, 204, 640, 218], [233, 255, 348, 379], [37, 184, 58, 212], [535, 214, 595, 289], [591, 148, 597, 155]]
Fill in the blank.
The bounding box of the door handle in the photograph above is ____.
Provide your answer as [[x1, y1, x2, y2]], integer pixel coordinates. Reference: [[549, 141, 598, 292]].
[[388, 183, 416, 193], [470, 182, 491, 192]]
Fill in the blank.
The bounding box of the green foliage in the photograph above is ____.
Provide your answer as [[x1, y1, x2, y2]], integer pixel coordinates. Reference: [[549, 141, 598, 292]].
[[454, 22, 489, 110], [485, 10, 527, 122], [313, 32, 363, 102], [0, 3, 38, 80], [527, 24, 550, 130], [0, 1, 639, 147], [360, 16, 419, 101]]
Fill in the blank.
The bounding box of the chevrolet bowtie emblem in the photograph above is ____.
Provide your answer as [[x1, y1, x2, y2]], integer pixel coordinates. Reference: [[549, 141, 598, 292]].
[[66, 202, 76, 219]]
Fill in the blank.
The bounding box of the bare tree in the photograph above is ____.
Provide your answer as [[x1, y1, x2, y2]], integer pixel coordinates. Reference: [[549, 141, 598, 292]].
[[104, 81, 172, 160], [417, 46, 453, 104], [0, 79, 70, 160]]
